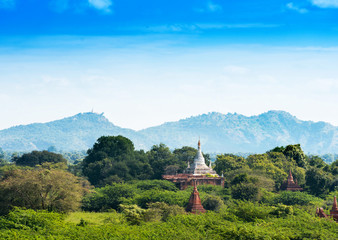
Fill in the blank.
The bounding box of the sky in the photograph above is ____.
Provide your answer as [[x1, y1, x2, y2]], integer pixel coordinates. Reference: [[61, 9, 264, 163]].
[[1, 0, 338, 130]]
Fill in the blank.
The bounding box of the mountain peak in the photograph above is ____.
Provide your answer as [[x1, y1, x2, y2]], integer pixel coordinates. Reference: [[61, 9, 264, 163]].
[[66, 112, 110, 123], [0, 110, 337, 153]]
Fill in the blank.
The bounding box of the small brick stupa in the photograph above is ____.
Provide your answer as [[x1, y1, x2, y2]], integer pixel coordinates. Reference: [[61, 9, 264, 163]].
[[280, 169, 303, 191], [316, 196, 338, 222], [186, 184, 206, 214], [330, 196, 338, 221]]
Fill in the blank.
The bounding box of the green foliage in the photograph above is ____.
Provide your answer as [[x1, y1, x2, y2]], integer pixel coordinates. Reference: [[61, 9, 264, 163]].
[[246, 154, 287, 188], [283, 144, 306, 167], [202, 195, 224, 212], [271, 191, 322, 206], [120, 204, 145, 225], [147, 143, 177, 179], [136, 189, 191, 208], [0, 208, 64, 230], [214, 154, 246, 175], [0, 168, 86, 215], [83, 136, 153, 186], [13, 150, 67, 167], [227, 201, 271, 222], [144, 202, 186, 222], [65, 211, 124, 226], [231, 183, 260, 201], [307, 155, 327, 168], [82, 183, 136, 212], [0, 203, 337, 240], [130, 179, 178, 191], [269, 204, 294, 217], [305, 167, 333, 197]]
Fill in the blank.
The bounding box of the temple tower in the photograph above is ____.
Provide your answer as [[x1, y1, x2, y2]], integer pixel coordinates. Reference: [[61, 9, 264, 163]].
[[185, 140, 218, 175], [330, 196, 338, 221], [186, 183, 206, 214], [280, 169, 303, 191]]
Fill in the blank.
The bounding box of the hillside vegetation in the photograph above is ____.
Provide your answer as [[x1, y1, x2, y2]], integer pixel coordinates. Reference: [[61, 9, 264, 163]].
[[0, 136, 337, 239]]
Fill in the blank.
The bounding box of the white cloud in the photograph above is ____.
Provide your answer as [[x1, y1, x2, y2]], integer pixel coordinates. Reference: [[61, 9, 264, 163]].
[[286, 2, 308, 13], [195, 1, 222, 13], [311, 0, 338, 8], [0, 0, 15, 9], [88, 0, 113, 13], [207, 1, 222, 12], [196, 23, 281, 29]]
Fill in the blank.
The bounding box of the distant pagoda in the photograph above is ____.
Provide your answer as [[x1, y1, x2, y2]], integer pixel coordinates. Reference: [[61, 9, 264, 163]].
[[185, 140, 217, 175], [163, 140, 224, 189], [330, 196, 338, 221], [316, 196, 338, 222], [280, 169, 303, 191], [186, 184, 206, 214]]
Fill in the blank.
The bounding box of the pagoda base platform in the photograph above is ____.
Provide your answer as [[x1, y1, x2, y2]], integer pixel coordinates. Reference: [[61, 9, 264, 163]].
[[163, 174, 224, 190]]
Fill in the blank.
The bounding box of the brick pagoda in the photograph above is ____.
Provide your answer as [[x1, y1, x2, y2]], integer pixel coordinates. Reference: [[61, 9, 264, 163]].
[[186, 184, 206, 214], [316, 196, 338, 222], [280, 169, 303, 191]]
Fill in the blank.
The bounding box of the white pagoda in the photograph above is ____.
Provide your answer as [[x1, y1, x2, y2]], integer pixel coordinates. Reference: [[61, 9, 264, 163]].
[[186, 140, 218, 176]]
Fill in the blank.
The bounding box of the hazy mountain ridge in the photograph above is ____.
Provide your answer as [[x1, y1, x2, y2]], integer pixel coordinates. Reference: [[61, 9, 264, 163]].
[[0, 111, 337, 154]]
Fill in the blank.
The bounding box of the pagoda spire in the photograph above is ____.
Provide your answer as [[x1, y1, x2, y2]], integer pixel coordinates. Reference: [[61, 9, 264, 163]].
[[280, 169, 302, 191], [288, 169, 294, 182]]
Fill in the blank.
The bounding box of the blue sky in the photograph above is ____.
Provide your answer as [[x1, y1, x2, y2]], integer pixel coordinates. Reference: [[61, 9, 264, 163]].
[[1, 0, 338, 130]]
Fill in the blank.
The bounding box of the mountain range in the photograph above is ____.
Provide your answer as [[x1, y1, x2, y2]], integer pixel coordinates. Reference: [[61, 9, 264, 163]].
[[0, 111, 337, 154]]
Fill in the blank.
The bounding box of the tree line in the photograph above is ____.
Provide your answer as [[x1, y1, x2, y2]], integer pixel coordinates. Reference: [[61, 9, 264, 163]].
[[0, 135, 337, 215]]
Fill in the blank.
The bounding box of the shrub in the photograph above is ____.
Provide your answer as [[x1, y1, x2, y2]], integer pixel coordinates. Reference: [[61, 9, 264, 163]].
[[231, 183, 260, 201], [144, 202, 185, 222], [82, 183, 136, 211], [273, 191, 321, 206], [131, 180, 178, 191], [202, 195, 224, 212]]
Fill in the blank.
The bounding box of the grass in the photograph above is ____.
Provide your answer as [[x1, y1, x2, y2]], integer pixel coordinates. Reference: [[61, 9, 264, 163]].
[[65, 211, 125, 226]]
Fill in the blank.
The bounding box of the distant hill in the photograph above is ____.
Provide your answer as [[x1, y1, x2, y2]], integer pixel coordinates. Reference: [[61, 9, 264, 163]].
[[0, 112, 146, 151], [0, 111, 337, 154]]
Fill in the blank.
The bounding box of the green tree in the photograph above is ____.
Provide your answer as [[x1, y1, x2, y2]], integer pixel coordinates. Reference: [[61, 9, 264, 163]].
[[268, 144, 306, 168], [307, 155, 327, 168], [13, 151, 67, 167], [305, 167, 333, 197], [147, 144, 177, 179], [82, 183, 136, 212], [214, 154, 246, 175], [246, 154, 286, 188], [82, 136, 152, 186], [0, 168, 86, 215], [202, 195, 224, 211], [231, 183, 260, 201], [282, 144, 306, 168]]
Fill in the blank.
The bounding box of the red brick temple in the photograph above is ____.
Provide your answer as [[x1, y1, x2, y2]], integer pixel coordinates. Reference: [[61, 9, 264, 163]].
[[186, 184, 206, 214], [163, 140, 224, 190], [316, 196, 338, 222], [280, 169, 303, 191]]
